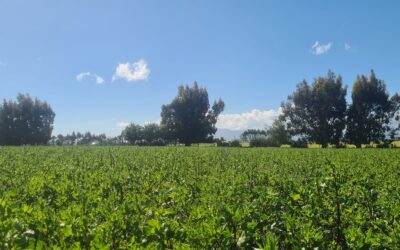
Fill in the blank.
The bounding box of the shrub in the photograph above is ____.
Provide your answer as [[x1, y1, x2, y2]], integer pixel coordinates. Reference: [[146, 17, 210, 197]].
[[216, 138, 241, 147], [250, 138, 273, 147]]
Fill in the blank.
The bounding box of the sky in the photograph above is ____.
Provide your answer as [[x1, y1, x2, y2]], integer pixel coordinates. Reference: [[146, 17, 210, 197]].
[[0, 1, 399, 136]]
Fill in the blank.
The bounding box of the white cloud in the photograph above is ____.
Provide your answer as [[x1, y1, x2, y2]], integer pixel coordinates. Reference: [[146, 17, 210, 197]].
[[116, 122, 130, 129], [94, 74, 105, 84], [112, 59, 150, 82], [312, 41, 333, 55], [76, 72, 91, 81], [344, 43, 351, 51], [217, 108, 282, 131], [76, 72, 105, 84]]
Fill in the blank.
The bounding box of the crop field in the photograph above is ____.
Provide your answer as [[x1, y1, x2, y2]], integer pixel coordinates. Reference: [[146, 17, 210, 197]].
[[0, 147, 399, 249]]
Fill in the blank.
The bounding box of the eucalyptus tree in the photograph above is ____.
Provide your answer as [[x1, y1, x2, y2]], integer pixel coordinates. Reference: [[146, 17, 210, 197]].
[[0, 93, 55, 145], [161, 82, 225, 146], [346, 70, 397, 147], [281, 71, 347, 147]]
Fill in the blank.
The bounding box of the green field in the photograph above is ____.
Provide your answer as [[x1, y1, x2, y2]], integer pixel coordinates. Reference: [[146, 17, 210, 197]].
[[1, 147, 399, 249]]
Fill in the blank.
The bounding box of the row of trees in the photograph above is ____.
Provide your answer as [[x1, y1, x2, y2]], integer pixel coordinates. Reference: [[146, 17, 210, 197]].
[[241, 70, 399, 148], [280, 70, 399, 148], [122, 82, 225, 146], [0, 83, 226, 146], [122, 123, 167, 146], [48, 132, 124, 146], [240, 120, 292, 147], [0, 70, 398, 147]]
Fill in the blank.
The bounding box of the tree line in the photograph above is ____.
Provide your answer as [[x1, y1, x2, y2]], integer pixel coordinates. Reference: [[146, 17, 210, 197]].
[[48, 132, 124, 146], [241, 70, 399, 148], [122, 82, 225, 146], [0, 70, 398, 147]]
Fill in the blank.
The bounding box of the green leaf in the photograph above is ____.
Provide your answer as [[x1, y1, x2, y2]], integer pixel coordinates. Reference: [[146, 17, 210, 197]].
[[291, 194, 301, 201]]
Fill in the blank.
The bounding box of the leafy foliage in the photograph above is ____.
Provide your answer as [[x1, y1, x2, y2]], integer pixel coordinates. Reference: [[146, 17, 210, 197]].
[[345, 71, 394, 147], [242, 120, 291, 147], [215, 138, 241, 147], [241, 129, 266, 142], [0, 94, 55, 145], [122, 123, 167, 146], [265, 119, 292, 146], [281, 71, 347, 147], [49, 132, 113, 146], [161, 82, 225, 146], [1, 147, 399, 248]]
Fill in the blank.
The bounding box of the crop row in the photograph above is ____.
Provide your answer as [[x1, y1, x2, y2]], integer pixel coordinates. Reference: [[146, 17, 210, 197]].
[[0, 147, 399, 249]]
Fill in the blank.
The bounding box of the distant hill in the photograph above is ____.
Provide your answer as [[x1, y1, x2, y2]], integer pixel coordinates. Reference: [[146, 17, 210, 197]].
[[215, 129, 244, 140]]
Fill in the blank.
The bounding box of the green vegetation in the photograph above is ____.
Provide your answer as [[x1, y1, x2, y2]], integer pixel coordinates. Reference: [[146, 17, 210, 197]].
[[0, 94, 55, 146], [281, 70, 347, 148], [160, 82, 225, 146], [1, 147, 399, 248], [1, 71, 399, 147], [281, 70, 399, 148]]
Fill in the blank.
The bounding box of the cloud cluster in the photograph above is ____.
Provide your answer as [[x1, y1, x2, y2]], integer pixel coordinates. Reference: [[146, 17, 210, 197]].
[[216, 108, 282, 131], [311, 41, 333, 55], [112, 59, 150, 82], [117, 109, 281, 132], [76, 72, 105, 84], [76, 59, 150, 85]]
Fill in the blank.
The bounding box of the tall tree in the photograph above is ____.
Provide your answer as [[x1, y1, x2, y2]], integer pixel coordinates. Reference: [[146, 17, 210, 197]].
[[389, 93, 400, 139], [265, 119, 291, 146], [240, 129, 266, 142], [161, 82, 225, 146], [281, 71, 347, 147], [0, 94, 55, 145], [142, 123, 162, 143], [122, 123, 144, 145], [345, 70, 394, 147]]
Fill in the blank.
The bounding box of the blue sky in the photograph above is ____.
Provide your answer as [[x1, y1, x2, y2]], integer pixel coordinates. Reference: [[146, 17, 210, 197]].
[[0, 1, 399, 136]]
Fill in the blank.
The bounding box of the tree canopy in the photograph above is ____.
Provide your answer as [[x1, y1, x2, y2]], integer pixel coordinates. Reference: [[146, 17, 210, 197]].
[[281, 71, 347, 147], [240, 129, 266, 142], [122, 123, 167, 146], [345, 71, 395, 147], [265, 119, 292, 146], [49, 132, 111, 146], [0, 94, 55, 145], [0, 71, 398, 148], [160, 82, 224, 146]]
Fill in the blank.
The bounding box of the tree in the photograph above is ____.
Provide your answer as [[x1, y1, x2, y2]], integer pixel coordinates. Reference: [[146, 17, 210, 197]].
[[281, 71, 347, 147], [49, 132, 122, 146], [142, 123, 163, 143], [0, 94, 55, 145], [265, 119, 291, 146], [240, 129, 266, 142], [122, 123, 167, 146], [389, 93, 400, 140], [345, 70, 394, 147], [160, 82, 225, 146], [122, 123, 144, 145]]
